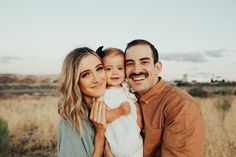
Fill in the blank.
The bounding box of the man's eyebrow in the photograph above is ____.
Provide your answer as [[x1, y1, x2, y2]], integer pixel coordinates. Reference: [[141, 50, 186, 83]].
[[140, 57, 151, 61], [125, 57, 151, 62], [125, 59, 134, 62]]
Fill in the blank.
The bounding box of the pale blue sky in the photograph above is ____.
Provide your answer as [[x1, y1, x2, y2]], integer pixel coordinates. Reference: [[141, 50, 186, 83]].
[[0, 0, 235, 81]]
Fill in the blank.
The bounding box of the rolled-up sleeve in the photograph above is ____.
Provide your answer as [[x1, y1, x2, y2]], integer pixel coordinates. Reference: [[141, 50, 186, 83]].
[[162, 100, 205, 157]]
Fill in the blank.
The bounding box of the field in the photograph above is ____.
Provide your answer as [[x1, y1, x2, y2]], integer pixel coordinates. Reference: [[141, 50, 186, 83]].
[[0, 74, 236, 157], [0, 93, 59, 157]]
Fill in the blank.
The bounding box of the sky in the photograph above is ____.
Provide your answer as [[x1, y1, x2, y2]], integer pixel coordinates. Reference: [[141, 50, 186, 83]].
[[0, 0, 236, 81]]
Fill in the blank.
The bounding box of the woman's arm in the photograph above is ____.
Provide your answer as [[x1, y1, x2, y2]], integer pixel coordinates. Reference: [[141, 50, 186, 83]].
[[104, 140, 115, 157], [90, 98, 107, 157]]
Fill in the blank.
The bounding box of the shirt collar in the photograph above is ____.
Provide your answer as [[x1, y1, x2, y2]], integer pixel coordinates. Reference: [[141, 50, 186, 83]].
[[139, 77, 167, 105]]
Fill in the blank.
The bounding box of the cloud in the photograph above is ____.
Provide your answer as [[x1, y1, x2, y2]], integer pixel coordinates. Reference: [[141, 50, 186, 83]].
[[161, 48, 227, 63], [204, 49, 226, 57], [161, 52, 207, 63], [0, 55, 21, 64]]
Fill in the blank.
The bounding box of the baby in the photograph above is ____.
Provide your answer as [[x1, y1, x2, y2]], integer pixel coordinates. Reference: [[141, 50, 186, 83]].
[[96, 46, 143, 157]]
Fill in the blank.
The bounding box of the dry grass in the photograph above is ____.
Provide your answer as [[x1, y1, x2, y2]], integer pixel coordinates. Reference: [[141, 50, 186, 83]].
[[0, 94, 236, 157], [196, 96, 236, 157], [0, 94, 59, 157]]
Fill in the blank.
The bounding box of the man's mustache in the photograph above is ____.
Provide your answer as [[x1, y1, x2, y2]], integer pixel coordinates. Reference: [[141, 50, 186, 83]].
[[128, 72, 148, 78]]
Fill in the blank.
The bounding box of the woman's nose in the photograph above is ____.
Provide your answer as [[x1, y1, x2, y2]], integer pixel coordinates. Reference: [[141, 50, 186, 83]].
[[92, 73, 99, 82]]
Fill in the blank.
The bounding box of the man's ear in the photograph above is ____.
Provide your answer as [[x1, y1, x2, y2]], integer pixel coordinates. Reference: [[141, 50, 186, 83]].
[[155, 61, 162, 75]]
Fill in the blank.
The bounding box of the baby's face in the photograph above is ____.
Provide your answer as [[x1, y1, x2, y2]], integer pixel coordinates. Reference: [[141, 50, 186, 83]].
[[103, 55, 125, 87]]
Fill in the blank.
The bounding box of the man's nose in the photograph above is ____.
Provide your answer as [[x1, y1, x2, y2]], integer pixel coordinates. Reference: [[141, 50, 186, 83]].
[[133, 65, 142, 73]]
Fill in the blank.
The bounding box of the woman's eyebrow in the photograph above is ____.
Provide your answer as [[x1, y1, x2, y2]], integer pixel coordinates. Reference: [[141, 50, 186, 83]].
[[81, 63, 103, 74], [96, 64, 103, 68], [80, 70, 89, 75]]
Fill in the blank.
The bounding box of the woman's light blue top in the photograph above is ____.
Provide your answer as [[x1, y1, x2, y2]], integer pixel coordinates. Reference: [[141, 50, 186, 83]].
[[57, 119, 95, 157]]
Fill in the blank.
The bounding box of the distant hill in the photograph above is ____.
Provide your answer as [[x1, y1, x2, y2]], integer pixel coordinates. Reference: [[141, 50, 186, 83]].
[[0, 74, 59, 84]]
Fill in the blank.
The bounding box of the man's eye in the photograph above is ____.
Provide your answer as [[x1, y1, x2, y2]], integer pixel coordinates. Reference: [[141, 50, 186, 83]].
[[141, 61, 149, 64], [126, 62, 134, 66], [81, 73, 89, 78]]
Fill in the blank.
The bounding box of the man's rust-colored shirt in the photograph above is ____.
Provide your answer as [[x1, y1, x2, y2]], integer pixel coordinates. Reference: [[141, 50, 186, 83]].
[[139, 78, 205, 157]]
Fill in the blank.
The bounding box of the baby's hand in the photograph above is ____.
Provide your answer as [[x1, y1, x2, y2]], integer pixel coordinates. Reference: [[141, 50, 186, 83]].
[[118, 101, 131, 116]]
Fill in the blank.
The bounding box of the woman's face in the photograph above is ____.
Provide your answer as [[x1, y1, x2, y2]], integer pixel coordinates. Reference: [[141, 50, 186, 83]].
[[78, 54, 106, 103]]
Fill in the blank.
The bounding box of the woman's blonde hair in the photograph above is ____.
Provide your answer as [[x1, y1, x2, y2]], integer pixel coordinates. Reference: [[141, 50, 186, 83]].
[[58, 47, 98, 133]]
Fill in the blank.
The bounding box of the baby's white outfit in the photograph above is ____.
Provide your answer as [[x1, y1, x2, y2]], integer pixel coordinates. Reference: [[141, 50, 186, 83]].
[[103, 82, 143, 157]]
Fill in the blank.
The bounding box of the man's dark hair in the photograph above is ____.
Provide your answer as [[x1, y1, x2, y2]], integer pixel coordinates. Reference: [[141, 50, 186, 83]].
[[125, 39, 159, 63]]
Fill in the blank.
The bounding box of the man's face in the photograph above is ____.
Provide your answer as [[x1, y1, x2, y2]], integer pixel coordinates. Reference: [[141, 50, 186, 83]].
[[125, 45, 162, 94]]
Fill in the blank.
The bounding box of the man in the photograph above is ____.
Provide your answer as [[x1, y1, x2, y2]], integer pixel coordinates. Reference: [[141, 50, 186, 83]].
[[125, 39, 205, 157]]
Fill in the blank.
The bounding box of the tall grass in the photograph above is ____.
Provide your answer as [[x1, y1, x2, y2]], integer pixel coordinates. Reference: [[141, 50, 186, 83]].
[[0, 94, 235, 157], [0, 94, 59, 157], [197, 96, 236, 157]]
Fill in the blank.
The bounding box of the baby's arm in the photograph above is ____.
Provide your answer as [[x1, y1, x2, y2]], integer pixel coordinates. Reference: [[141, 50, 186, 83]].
[[106, 101, 131, 124], [135, 102, 143, 129]]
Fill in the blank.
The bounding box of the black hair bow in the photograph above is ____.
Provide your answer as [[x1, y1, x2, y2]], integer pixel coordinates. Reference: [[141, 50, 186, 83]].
[[96, 46, 105, 58]]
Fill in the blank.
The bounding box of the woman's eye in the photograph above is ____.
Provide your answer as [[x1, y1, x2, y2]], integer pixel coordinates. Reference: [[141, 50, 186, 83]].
[[97, 66, 104, 71], [81, 73, 89, 78]]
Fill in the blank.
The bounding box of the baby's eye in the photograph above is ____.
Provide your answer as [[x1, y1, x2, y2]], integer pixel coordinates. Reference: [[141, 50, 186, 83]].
[[118, 67, 124, 70], [105, 67, 111, 71]]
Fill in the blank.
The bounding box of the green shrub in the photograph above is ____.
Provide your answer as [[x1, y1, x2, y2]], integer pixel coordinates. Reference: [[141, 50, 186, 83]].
[[0, 117, 10, 155], [187, 87, 208, 97]]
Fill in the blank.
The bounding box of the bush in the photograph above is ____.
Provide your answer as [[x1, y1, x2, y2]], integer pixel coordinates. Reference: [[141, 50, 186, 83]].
[[212, 90, 233, 96], [187, 87, 208, 97], [0, 117, 10, 155]]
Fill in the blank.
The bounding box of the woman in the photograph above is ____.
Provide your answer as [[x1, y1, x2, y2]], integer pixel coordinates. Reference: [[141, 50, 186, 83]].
[[57, 47, 107, 157]]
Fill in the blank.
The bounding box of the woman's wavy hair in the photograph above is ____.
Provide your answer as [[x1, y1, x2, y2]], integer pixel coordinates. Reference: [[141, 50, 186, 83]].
[[58, 47, 98, 133]]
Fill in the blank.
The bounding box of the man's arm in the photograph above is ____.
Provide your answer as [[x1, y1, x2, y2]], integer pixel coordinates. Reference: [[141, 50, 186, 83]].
[[162, 100, 205, 157]]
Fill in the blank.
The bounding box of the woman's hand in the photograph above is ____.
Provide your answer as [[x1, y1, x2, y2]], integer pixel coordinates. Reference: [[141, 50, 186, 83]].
[[90, 98, 107, 157], [90, 98, 107, 134]]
